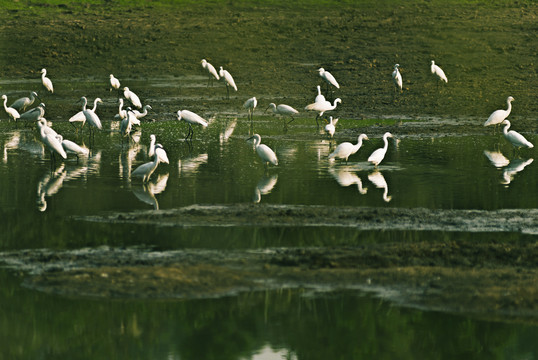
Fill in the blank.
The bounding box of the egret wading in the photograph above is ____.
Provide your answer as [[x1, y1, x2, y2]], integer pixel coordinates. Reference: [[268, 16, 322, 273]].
[[315, 85, 326, 103], [176, 110, 208, 141], [131, 143, 169, 183], [10, 91, 39, 112], [484, 96, 514, 133], [148, 134, 156, 158], [70, 97, 101, 131], [318, 67, 339, 97], [37, 119, 66, 161], [132, 104, 152, 120], [244, 97, 257, 121], [265, 103, 299, 125], [368, 132, 394, 167], [41, 68, 54, 93], [247, 133, 278, 168], [324, 116, 338, 138], [79, 97, 103, 139], [392, 64, 402, 94], [305, 98, 341, 126], [328, 134, 369, 162], [19, 103, 45, 124], [56, 134, 89, 159], [219, 66, 237, 99], [501, 120, 534, 150], [201, 59, 219, 86], [2, 95, 21, 122], [123, 87, 142, 108], [430, 60, 448, 88]]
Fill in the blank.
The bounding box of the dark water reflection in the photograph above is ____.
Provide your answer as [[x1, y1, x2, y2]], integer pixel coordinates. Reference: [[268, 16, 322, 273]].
[[1, 271, 536, 360]]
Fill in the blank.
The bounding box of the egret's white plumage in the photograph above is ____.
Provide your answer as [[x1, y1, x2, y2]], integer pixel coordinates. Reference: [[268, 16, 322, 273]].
[[501, 120, 533, 149], [318, 67, 340, 88], [109, 74, 121, 90], [201, 59, 219, 85], [37, 118, 58, 137], [329, 134, 368, 162], [41, 68, 54, 93], [2, 95, 20, 122], [248, 133, 278, 167], [70, 97, 101, 126], [123, 87, 142, 108], [315, 85, 326, 103], [177, 110, 208, 140], [484, 96, 514, 127], [324, 116, 338, 138], [10, 91, 39, 112], [392, 64, 402, 91], [148, 134, 156, 158], [56, 135, 89, 158], [131, 144, 169, 183], [266, 103, 299, 124], [37, 119, 66, 159], [430, 60, 448, 83], [305, 98, 341, 123], [219, 66, 237, 98], [120, 108, 137, 137], [19, 103, 45, 122], [368, 132, 393, 167], [113, 98, 127, 121], [244, 97, 257, 120], [81, 97, 103, 130], [132, 104, 152, 119]]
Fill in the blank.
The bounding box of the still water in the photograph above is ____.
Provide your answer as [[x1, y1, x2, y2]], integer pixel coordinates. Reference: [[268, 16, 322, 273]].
[[1, 77, 537, 358]]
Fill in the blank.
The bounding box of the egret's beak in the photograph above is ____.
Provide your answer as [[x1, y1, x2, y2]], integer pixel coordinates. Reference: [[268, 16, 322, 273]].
[[264, 106, 270, 114], [246, 136, 255, 142]]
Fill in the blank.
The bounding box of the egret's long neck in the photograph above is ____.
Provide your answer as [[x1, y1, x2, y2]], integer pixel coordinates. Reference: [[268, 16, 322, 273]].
[[2, 97, 7, 110], [383, 136, 390, 150], [354, 138, 363, 151], [81, 98, 88, 110], [506, 99, 512, 114], [92, 99, 99, 111], [503, 123, 510, 135]]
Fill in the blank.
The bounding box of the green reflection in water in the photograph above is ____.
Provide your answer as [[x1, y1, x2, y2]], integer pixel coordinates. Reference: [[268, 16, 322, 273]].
[[0, 270, 536, 360]]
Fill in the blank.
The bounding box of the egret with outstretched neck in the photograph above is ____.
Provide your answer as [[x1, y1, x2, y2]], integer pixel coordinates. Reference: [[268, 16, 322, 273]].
[[329, 134, 368, 162], [176, 110, 208, 141], [132, 104, 152, 120], [41, 68, 54, 93], [2, 95, 21, 122], [131, 144, 169, 183], [70, 97, 101, 130], [305, 98, 341, 126], [484, 96, 514, 132], [10, 91, 39, 112], [266, 103, 299, 124], [201, 59, 219, 86], [368, 132, 394, 167], [247, 133, 278, 167], [501, 120, 533, 150]]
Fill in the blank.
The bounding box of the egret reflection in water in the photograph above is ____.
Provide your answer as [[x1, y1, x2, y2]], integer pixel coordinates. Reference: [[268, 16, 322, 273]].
[[253, 173, 278, 203], [484, 149, 510, 168], [329, 166, 367, 194], [131, 173, 169, 209], [36, 164, 67, 212], [368, 170, 392, 202], [501, 158, 533, 186], [178, 153, 208, 176], [3, 130, 20, 163], [219, 118, 237, 145]]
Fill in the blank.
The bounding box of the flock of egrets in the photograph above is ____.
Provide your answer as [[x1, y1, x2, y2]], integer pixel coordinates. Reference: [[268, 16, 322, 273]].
[[1, 58, 534, 185]]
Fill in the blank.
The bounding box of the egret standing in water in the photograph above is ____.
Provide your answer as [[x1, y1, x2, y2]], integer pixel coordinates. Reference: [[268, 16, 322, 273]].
[[176, 110, 208, 141], [324, 116, 338, 138], [19, 103, 45, 123], [132, 104, 152, 120], [123, 87, 142, 108], [219, 66, 237, 99], [148, 134, 156, 158], [244, 97, 257, 121], [2, 95, 21, 122], [10, 91, 39, 112], [315, 85, 326, 103], [501, 120, 534, 150], [368, 132, 394, 167], [56, 134, 89, 159], [41, 68, 54, 93], [305, 98, 341, 126], [392, 64, 402, 94], [484, 96, 514, 132], [318, 67, 339, 97], [70, 97, 101, 131], [328, 134, 369, 162], [266, 103, 299, 125], [131, 144, 169, 183], [430, 60, 448, 86], [37, 119, 66, 160], [247, 134, 278, 168], [201, 59, 219, 86]]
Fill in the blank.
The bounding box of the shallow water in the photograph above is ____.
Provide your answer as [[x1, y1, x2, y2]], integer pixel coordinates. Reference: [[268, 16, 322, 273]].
[[1, 77, 537, 358]]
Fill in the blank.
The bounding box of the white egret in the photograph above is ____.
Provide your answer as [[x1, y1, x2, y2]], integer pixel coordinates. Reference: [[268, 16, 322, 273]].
[[324, 116, 338, 138], [501, 120, 534, 149], [109, 74, 121, 91], [37, 119, 66, 160], [430, 60, 448, 84], [41, 68, 54, 93], [265, 103, 299, 124], [318, 67, 340, 89], [247, 133, 278, 167], [120, 108, 137, 138], [201, 59, 219, 86], [219, 66, 237, 99], [2, 95, 20, 122], [176, 110, 208, 141], [392, 64, 402, 92], [131, 144, 169, 183], [148, 134, 156, 158], [368, 132, 394, 167], [70, 97, 101, 129], [315, 85, 326, 103], [56, 134, 89, 159], [81, 97, 103, 132], [132, 104, 152, 119], [244, 97, 257, 121], [113, 98, 127, 121], [305, 98, 341, 125], [328, 134, 369, 162], [368, 170, 392, 202], [123, 87, 142, 108], [37, 118, 58, 137], [19, 103, 45, 123], [10, 91, 39, 112], [484, 96, 514, 131]]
